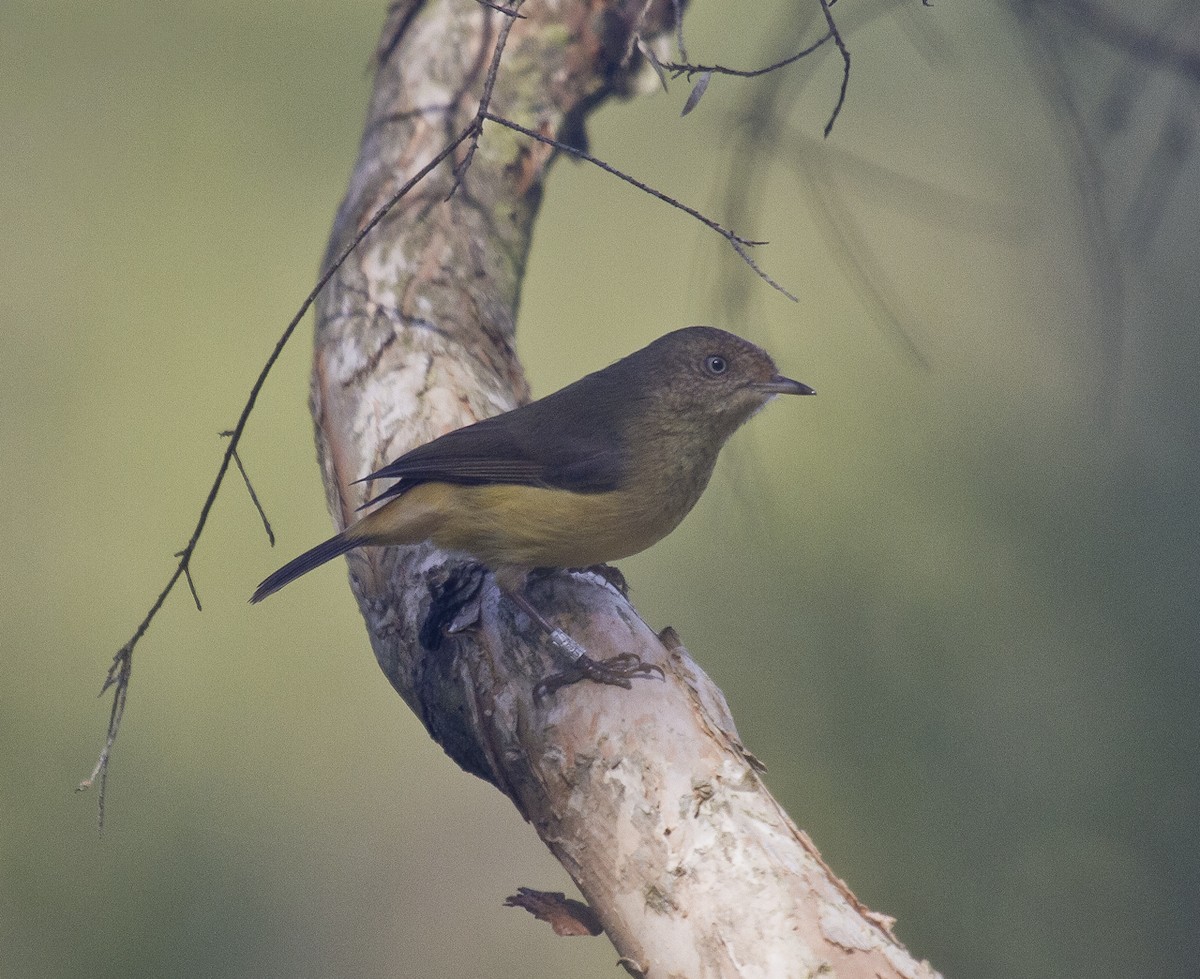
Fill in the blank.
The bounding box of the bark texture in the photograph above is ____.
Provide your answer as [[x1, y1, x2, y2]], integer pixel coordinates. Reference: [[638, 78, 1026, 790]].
[[309, 2, 944, 976]]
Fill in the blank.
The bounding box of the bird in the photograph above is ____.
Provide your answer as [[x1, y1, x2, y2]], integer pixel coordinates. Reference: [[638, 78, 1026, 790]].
[[252, 326, 814, 689]]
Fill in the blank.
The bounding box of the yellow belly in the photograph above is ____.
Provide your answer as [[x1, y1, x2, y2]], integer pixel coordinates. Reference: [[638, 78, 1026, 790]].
[[362, 481, 685, 570]]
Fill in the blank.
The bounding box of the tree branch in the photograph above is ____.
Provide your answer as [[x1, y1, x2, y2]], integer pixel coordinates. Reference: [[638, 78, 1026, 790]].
[[82, 0, 940, 972], [305, 1, 941, 974], [1035, 0, 1200, 82], [480, 111, 798, 301]]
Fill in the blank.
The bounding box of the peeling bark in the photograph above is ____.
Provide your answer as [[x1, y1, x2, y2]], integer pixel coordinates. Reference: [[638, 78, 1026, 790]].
[[308, 1, 943, 976]]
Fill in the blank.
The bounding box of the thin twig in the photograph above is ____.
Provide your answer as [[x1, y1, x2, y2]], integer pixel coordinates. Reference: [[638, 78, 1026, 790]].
[[818, 0, 850, 137], [83, 0, 527, 830], [222, 431, 275, 546], [660, 31, 833, 79], [482, 111, 798, 301], [472, 0, 526, 18], [448, 0, 526, 199], [82, 0, 814, 823], [178, 556, 202, 611], [79, 124, 476, 827]]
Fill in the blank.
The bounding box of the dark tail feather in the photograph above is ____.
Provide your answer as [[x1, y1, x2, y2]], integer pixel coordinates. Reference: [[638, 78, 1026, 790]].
[[250, 532, 359, 604]]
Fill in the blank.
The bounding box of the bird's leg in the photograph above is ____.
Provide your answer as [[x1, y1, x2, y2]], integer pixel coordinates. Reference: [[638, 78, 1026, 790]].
[[503, 586, 589, 661], [496, 575, 663, 697]]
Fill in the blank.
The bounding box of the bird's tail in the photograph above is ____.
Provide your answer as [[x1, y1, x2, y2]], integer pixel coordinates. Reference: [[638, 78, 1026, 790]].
[[250, 532, 360, 604]]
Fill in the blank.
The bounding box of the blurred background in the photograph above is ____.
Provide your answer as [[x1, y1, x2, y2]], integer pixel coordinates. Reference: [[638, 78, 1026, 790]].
[[2, 1, 1196, 977]]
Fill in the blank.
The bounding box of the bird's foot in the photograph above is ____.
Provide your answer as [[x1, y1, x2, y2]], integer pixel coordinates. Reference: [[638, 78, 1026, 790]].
[[535, 651, 664, 700]]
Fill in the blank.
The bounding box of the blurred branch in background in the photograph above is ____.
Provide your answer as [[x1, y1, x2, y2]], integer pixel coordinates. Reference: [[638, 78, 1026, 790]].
[[706, 0, 1198, 406], [708, 0, 944, 358], [1012, 0, 1200, 413], [1049, 0, 1200, 82]]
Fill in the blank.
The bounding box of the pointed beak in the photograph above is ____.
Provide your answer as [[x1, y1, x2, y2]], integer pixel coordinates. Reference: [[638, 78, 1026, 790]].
[[756, 374, 815, 396]]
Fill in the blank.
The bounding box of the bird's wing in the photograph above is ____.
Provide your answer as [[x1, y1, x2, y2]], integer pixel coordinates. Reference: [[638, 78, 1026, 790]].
[[356, 396, 625, 507]]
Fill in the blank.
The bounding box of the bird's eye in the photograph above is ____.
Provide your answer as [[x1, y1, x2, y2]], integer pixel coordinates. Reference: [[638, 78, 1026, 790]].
[[704, 354, 728, 376]]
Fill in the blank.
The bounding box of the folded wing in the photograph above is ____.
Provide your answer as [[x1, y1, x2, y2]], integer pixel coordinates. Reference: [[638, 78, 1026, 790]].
[[356, 391, 627, 507]]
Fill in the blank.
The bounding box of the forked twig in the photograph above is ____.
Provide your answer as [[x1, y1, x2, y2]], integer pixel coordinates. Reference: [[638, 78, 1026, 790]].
[[222, 431, 275, 546], [81, 0, 535, 829], [818, 0, 851, 137], [79, 125, 476, 826], [482, 111, 798, 301], [83, 0, 827, 824], [448, 0, 526, 199], [660, 32, 833, 80]]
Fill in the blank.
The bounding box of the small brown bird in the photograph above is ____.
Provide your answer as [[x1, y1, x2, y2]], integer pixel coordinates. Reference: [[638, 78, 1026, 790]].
[[252, 326, 813, 687]]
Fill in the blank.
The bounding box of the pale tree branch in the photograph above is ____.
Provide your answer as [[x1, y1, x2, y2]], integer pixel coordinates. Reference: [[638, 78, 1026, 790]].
[[81, 0, 943, 973], [305, 0, 941, 974], [1009, 0, 1200, 416], [80, 0, 800, 818]]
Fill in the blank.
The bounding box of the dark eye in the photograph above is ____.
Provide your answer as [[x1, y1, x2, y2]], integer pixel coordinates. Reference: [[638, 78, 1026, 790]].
[[704, 354, 728, 376]]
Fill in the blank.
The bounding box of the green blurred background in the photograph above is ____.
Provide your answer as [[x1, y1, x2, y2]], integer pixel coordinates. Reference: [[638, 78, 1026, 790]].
[[3, 1, 1196, 977]]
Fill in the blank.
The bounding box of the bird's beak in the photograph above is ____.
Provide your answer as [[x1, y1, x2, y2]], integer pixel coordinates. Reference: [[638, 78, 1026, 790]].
[[756, 374, 815, 396]]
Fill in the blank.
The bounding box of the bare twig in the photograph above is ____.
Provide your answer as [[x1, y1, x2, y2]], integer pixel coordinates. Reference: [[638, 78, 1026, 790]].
[[222, 431, 275, 546], [449, 0, 526, 199], [706, 0, 941, 341], [660, 31, 833, 79], [656, 4, 847, 134], [472, 0, 526, 18], [79, 124, 476, 827], [83, 0, 824, 822], [177, 554, 202, 611], [482, 111, 798, 301], [83, 0, 541, 827], [818, 0, 850, 137]]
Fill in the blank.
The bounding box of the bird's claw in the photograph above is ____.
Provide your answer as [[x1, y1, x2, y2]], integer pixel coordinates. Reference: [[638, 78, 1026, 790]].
[[534, 652, 664, 700]]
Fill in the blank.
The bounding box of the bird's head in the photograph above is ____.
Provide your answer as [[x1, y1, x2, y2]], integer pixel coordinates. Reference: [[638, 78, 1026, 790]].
[[631, 326, 813, 441]]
